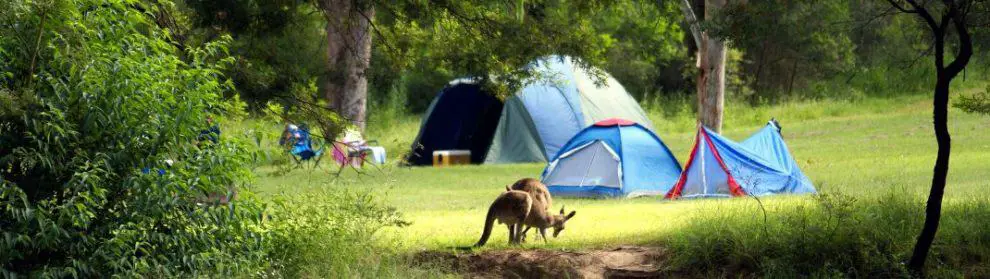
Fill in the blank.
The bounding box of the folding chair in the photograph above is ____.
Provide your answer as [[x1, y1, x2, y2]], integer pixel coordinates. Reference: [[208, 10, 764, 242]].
[[331, 139, 386, 177], [283, 124, 325, 168]]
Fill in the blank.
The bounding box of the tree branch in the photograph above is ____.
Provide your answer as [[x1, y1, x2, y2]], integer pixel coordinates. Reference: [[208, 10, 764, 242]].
[[675, 0, 702, 46], [354, 6, 398, 56], [901, 0, 948, 70], [944, 1, 973, 78], [887, 0, 918, 13], [905, 0, 940, 32]]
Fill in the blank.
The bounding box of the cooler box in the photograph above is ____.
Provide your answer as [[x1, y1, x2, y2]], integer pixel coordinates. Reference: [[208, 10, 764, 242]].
[[433, 150, 471, 166]]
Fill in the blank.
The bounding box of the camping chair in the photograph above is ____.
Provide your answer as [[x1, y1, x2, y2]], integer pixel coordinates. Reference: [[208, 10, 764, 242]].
[[283, 124, 326, 168], [331, 139, 386, 177]]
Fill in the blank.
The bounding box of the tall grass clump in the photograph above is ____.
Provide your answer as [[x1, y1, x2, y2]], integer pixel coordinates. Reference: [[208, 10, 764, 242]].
[[926, 198, 990, 277], [666, 191, 990, 277], [263, 189, 417, 278]]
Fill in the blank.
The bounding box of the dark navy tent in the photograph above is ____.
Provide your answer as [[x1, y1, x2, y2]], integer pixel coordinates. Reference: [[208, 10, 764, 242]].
[[541, 118, 682, 198], [407, 56, 654, 165], [407, 79, 504, 165], [665, 121, 816, 199]]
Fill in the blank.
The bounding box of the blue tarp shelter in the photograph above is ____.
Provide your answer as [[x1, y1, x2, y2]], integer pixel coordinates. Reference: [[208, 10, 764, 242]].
[[407, 56, 653, 165], [541, 118, 682, 198], [665, 121, 816, 199]]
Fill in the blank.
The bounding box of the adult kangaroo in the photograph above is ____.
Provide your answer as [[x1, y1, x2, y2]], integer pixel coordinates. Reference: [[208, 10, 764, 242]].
[[474, 190, 576, 247], [506, 178, 552, 211]]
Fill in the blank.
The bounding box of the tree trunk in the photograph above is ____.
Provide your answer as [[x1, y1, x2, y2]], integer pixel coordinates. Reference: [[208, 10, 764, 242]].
[[787, 58, 798, 95], [342, 6, 372, 131], [901, 1, 971, 272], [697, 0, 727, 133], [324, 0, 373, 131], [908, 76, 952, 272], [325, 0, 346, 116]]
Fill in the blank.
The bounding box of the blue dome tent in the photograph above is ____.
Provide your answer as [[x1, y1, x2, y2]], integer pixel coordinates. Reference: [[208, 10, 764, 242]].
[[407, 56, 654, 165], [665, 121, 817, 199], [540, 118, 682, 198]]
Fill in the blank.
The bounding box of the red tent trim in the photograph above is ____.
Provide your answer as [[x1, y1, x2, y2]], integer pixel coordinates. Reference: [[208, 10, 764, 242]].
[[593, 118, 636, 127], [665, 132, 700, 199], [701, 131, 747, 197]]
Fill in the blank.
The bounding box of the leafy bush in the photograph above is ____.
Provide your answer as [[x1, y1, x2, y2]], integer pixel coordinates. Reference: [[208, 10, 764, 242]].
[[1, 1, 270, 276]]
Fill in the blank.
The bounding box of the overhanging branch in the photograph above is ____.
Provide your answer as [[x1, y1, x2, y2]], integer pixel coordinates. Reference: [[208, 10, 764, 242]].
[[676, 0, 702, 46]]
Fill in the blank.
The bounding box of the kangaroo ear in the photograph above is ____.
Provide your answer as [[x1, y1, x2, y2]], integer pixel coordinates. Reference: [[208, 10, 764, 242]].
[[559, 206, 565, 215], [566, 211, 576, 220], [505, 185, 511, 191]]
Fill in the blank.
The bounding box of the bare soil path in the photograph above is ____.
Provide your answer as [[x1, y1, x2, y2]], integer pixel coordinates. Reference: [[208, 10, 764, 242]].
[[415, 246, 671, 279]]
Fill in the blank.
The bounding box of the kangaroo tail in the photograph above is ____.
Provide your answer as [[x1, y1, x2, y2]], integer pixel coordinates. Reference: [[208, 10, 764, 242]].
[[474, 204, 497, 247]]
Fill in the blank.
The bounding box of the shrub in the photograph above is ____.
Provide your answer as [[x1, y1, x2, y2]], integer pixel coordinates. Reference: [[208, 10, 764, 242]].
[[1, 0, 269, 276]]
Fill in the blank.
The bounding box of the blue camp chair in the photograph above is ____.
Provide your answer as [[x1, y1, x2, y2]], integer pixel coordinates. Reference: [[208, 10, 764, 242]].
[[282, 124, 325, 167]]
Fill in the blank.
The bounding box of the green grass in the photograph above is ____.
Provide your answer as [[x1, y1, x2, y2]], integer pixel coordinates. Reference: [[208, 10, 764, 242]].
[[249, 83, 990, 276]]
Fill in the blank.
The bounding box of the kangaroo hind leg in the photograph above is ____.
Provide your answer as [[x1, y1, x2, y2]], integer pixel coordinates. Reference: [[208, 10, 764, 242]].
[[506, 224, 515, 244], [513, 224, 525, 245]]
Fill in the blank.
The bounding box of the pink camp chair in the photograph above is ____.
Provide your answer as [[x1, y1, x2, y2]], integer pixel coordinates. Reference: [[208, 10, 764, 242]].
[[331, 139, 384, 177]]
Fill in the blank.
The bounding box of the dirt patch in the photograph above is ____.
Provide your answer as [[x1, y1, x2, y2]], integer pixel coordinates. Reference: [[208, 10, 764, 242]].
[[415, 246, 669, 279]]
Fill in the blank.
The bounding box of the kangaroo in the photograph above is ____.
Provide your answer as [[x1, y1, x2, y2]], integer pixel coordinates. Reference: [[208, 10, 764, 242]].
[[505, 178, 553, 242], [506, 178, 552, 211], [474, 190, 576, 247]]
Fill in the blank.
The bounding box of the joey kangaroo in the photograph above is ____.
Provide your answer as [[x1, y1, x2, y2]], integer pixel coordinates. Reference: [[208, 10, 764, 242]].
[[474, 190, 576, 247]]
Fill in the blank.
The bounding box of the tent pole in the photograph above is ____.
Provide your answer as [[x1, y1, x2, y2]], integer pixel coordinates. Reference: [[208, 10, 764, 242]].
[[701, 133, 708, 196], [579, 141, 601, 187]]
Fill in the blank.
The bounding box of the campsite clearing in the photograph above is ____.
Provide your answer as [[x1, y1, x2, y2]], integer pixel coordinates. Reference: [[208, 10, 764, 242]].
[[254, 94, 990, 275]]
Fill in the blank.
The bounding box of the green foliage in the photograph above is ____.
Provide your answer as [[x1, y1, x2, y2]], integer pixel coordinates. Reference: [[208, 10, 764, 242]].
[[367, 0, 624, 111], [711, 0, 857, 100], [181, 0, 328, 110], [180, 0, 353, 142], [955, 86, 990, 115], [594, 0, 687, 100], [0, 0, 269, 276]]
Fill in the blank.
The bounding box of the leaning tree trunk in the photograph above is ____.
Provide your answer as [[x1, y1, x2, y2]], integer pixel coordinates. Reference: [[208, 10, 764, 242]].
[[679, 0, 727, 133], [324, 0, 373, 131]]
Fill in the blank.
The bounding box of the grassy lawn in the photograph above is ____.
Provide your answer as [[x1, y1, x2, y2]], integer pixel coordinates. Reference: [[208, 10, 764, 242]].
[[253, 92, 989, 252]]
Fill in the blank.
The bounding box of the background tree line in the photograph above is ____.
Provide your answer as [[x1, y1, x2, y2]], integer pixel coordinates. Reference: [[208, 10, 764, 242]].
[[171, 0, 988, 122]]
